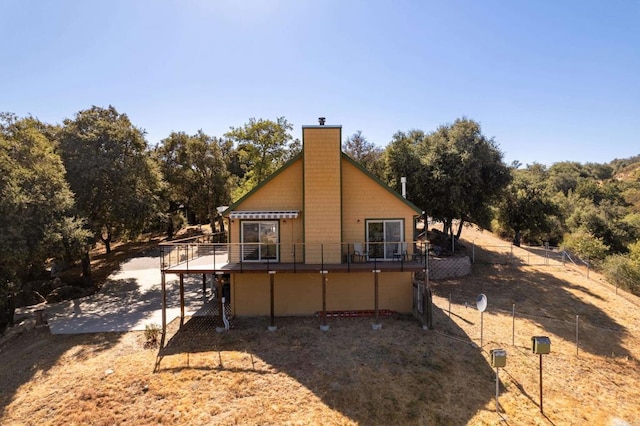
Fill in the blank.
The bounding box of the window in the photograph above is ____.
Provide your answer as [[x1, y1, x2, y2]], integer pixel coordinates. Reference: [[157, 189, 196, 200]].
[[241, 221, 279, 262], [366, 220, 403, 260]]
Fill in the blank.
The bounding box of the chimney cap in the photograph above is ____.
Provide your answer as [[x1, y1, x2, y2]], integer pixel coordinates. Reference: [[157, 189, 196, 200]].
[[318, 117, 326, 125]]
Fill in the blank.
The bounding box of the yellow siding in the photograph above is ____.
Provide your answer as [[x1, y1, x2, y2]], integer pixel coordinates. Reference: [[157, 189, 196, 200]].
[[224, 124, 420, 317], [234, 158, 303, 211], [341, 158, 418, 255], [231, 272, 413, 315], [228, 159, 303, 263], [303, 127, 342, 263]]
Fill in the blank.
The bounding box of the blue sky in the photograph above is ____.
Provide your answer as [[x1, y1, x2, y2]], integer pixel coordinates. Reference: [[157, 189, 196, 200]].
[[2, 0, 638, 167]]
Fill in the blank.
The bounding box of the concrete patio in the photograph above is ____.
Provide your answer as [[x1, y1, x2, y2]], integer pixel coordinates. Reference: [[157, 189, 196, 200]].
[[44, 254, 213, 334]]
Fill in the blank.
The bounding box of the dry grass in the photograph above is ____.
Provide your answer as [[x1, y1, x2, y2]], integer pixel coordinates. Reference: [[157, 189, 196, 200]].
[[1, 228, 640, 425]]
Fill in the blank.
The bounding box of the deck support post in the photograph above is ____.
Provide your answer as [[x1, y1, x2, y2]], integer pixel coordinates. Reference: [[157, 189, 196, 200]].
[[268, 271, 277, 331], [320, 271, 329, 331], [216, 273, 224, 329], [161, 272, 167, 347], [179, 274, 185, 327], [202, 273, 207, 297], [372, 269, 381, 330]]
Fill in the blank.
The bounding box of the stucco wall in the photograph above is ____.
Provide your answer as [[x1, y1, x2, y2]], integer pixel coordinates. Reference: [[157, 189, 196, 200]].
[[231, 271, 413, 316]]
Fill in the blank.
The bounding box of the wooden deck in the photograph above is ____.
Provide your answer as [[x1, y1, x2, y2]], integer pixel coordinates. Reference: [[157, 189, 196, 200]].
[[163, 254, 428, 274]]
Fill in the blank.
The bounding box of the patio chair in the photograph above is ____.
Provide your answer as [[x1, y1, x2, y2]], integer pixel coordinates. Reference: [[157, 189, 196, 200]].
[[352, 242, 368, 262], [411, 243, 425, 262], [393, 242, 408, 261]]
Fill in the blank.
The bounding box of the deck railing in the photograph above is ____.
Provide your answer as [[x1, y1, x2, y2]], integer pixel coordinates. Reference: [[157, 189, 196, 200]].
[[159, 239, 431, 272]]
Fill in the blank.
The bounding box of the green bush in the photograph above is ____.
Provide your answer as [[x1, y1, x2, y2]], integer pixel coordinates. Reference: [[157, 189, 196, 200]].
[[562, 231, 610, 265], [602, 254, 640, 296]]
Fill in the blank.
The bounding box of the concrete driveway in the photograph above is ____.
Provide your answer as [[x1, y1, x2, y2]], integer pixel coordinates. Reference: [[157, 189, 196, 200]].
[[46, 253, 210, 334]]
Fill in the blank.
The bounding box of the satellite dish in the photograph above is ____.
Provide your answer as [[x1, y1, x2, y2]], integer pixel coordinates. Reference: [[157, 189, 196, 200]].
[[476, 294, 488, 312]]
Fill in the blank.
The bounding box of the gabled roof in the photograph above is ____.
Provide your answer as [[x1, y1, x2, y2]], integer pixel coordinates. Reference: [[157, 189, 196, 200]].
[[341, 152, 422, 214], [222, 153, 303, 216], [222, 150, 422, 216]]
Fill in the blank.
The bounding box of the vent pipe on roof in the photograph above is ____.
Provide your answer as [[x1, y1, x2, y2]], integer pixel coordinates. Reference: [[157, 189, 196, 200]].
[[318, 117, 326, 125], [401, 176, 407, 198]]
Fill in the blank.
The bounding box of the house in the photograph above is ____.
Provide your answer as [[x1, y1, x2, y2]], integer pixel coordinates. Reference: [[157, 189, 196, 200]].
[[159, 119, 431, 334]]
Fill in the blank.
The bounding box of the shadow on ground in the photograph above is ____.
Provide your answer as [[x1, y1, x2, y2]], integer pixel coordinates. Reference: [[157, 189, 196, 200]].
[[155, 309, 497, 425], [47, 273, 209, 334], [0, 239, 166, 417], [89, 240, 162, 286], [432, 261, 635, 360], [0, 329, 122, 417]]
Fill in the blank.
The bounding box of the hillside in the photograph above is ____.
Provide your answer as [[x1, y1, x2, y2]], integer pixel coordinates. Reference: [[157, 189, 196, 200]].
[[0, 228, 639, 425]]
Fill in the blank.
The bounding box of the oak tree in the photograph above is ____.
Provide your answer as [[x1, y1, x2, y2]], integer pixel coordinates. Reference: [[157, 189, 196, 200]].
[[58, 106, 162, 253]]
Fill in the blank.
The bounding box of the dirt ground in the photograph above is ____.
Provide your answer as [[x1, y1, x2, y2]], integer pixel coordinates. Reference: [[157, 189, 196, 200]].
[[1, 227, 639, 425]]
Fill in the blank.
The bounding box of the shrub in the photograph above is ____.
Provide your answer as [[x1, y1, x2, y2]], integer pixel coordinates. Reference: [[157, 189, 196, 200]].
[[144, 323, 161, 347], [602, 254, 640, 296], [562, 231, 609, 266]]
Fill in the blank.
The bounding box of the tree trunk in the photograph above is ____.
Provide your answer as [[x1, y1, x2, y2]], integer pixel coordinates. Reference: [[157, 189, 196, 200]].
[[443, 219, 451, 236], [208, 205, 216, 232], [167, 216, 174, 240], [449, 221, 455, 253], [513, 230, 521, 247], [101, 227, 112, 254], [1, 292, 15, 333], [456, 220, 465, 239], [81, 250, 92, 286]]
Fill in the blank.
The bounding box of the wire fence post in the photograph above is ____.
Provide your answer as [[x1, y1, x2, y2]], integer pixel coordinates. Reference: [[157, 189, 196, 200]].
[[472, 241, 475, 264], [512, 304, 516, 346], [544, 241, 549, 266], [480, 310, 484, 348], [576, 314, 579, 357]]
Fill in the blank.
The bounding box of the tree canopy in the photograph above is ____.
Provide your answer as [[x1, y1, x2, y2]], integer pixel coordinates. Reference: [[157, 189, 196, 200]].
[[343, 131, 385, 180], [58, 106, 163, 253], [225, 117, 300, 199], [154, 130, 231, 231], [427, 119, 510, 236], [0, 114, 89, 332], [495, 166, 559, 246], [3, 104, 640, 317]]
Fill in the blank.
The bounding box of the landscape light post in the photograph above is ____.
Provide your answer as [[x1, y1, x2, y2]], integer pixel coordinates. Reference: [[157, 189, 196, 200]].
[[532, 336, 551, 414], [490, 349, 507, 413]]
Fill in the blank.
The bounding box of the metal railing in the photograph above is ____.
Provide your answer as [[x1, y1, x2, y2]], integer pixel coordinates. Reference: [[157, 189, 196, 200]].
[[159, 240, 432, 272]]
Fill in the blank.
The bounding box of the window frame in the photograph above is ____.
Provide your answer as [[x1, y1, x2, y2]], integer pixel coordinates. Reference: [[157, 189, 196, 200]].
[[365, 219, 404, 260], [240, 220, 279, 262]]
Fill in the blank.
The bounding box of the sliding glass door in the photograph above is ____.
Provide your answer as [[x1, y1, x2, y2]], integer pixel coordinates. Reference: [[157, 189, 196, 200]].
[[241, 221, 278, 262], [366, 220, 402, 260]]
